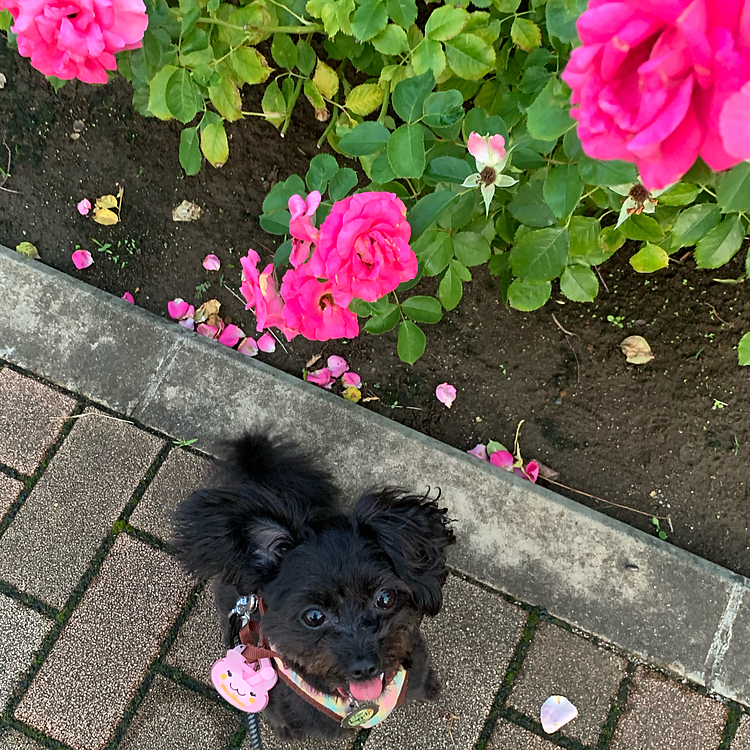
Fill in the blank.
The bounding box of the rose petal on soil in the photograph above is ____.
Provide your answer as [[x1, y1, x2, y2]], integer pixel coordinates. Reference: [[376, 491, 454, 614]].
[[436, 383, 457, 408], [620, 335, 654, 364], [122, 292, 135, 304], [541, 695, 578, 734], [168, 298, 190, 319], [218, 324, 244, 348], [197, 323, 219, 339], [306, 367, 334, 388], [327, 355, 349, 378], [72, 249, 93, 269], [467, 444, 489, 461], [238, 337, 259, 356], [257, 333, 276, 352], [342, 371, 361, 388], [77, 198, 91, 216], [489, 450, 514, 472], [172, 200, 203, 222], [202, 254, 221, 271], [15, 242, 40, 259]]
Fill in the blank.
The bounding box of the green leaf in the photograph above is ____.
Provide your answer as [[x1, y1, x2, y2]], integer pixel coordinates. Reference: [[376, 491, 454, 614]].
[[454, 231, 491, 266], [422, 90, 464, 128], [526, 78, 574, 141], [387, 124, 426, 179], [274, 239, 293, 266], [409, 191, 459, 241], [351, 0, 388, 41], [598, 226, 626, 257], [560, 264, 598, 302], [306, 154, 339, 193], [365, 305, 401, 333], [306, 0, 354, 36], [387, 0, 417, 27], [346, 83, 384, 116], [438, 260, 465, 310], [717, 163, 750, 212], [509, 182, 557, 228], [371, 151, 396, 183], [262, 80, 287, 128], [200, 119, 229, 167], [658, 182, 700, 207], [165, 68, 199, 124], [694, 217, 745, 269], [209, 77, 242, 122], [510, 226, 569, 282], [739, 331, 750, 366], [545, 0, 587, 42], [417, 232, 454, 276], [629, 244, 669, 273], [296, 39, 316, 75], [424, 156, 472, 183], [263, 174, 306, 214], [329, 168, 358, 201], [398, 320, 427, 364], [179, 127, 202, 175], [619, 213, 664, 242], [567, 216, 605, 263], [543, 165, 583, 219], [510, 17, 541, 51], [577, 157, 637, 186], [412, 38, 446, 78], [339, 121, 391, 156], [444, 33, 494, 80], [148, 64, 177, 120], [272, 33, 297, 69], [231, 48, 271, 85], [392, 71, 435, 122], [402, 295, 443, 323], [507, 278, 551, 310], [372, 23, 409, 55], [671, 204, 722, 249], [425, 4, 468, 40]]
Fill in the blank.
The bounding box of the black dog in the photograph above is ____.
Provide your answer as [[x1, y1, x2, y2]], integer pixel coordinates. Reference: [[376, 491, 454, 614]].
[[173, 433, 455, 741]]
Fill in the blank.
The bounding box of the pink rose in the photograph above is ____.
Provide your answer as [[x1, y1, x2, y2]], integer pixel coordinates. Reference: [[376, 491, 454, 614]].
[[280, 263, 359, 341], [239, 249, 297, 340], [307, 192, 416, 306], [5, 0, 148, 84], [562, 0, 750, 190]]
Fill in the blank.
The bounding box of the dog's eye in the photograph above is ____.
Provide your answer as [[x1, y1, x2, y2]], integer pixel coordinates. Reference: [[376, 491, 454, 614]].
[[302, 608, 326, 627], [375, 589, 397, 610]]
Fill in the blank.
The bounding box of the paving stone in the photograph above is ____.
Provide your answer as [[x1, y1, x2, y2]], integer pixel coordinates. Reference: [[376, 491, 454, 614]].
[[248, 718, 356, 750], [610, 667, 726, 750], [0, 411, 163, 607], [488, 719, 559, 749], [365, 576, 526, 750], [0, 472, 24, 518], [731, 715, 750, 748], [118, 675, 238, 750], [166, 587, 224, 684], [130, 448, 213, 541], [0, 368, 76, 474], [15, 535, 192, 750], [508, 622, 627, 745], [0, 729, 46, 750], [0, 594, 52, 710]]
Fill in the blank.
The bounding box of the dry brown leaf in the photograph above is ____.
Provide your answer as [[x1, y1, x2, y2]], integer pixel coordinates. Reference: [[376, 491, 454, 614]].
[[95, 194, 118, 209], [172, 200, 203, 222], [620, 335, 654, 364], [305, 354, 322, 369], [194, 298, 221, 324], [93, 207, 119, 226], [362, 396, 380, 403], [343, 386, 361, 403], [535, 461, 560, 481]]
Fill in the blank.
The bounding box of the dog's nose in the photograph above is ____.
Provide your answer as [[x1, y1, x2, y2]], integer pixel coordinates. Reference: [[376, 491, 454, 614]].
[[350, 657, 379, 681]]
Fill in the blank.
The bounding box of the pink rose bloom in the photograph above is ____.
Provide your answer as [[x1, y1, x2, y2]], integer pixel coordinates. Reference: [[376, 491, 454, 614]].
[[562, 0, 750, 189], [308, 192, 416, 306], [5, 0, 148, 84], [239, 249, 297, 340], [280, 263, 359, 341], [289, 191, 321, 244]]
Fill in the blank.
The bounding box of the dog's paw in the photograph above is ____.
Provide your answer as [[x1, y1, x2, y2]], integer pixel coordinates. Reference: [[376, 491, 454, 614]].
[[423, 667, 441, 701]]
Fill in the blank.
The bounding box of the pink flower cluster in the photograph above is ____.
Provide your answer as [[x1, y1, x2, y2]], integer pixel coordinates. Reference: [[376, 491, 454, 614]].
[[1, 0, 148, 84], [240, 191, 417, 343], [562, 0, 750, 190], [306, 355, 362, 390], [467, 442, 539, 483]]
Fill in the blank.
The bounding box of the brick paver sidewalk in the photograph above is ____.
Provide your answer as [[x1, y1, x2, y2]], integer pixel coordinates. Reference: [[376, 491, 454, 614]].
[[0, 362, 745, 750]]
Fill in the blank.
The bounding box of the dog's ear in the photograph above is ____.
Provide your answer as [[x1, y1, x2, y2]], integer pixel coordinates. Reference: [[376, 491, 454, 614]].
[[172, 486, 305, 593], [353, 488, 455, 616]]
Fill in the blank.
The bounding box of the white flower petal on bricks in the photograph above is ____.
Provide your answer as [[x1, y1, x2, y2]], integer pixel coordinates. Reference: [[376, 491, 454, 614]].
[[540, 695, 578, 733]]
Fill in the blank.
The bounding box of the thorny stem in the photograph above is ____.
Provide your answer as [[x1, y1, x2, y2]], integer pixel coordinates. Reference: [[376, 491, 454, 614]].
[[512, 419, 525, 464], [317, 90, 340, 148], [265, 0, 309, 24], [196, 19, 323, 34]]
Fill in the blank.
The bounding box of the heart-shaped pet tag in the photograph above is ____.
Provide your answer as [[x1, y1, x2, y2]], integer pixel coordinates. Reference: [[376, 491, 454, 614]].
[[211, 647, 277, 713]]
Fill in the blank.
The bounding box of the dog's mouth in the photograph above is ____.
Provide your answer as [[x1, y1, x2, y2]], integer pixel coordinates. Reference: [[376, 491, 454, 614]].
[[347, 673, 386, 701]]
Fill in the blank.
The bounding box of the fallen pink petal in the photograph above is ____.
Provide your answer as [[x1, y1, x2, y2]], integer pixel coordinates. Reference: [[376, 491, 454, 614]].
[[306, 367, 334, 389], [541, 696, 578, 734], [71, 249, 93, 269], [489, 450, 514, 472], [178, 318, 195, 331], [436, 383, 457, 408], [257, 332, 276, 353], [467, 444, 489, 461], [121, 292, 135, 304], [77, 198, 91, 216], [523, 461, 540, 483], [238, 337, 259, 356], [218, 324, 244, 348], [202, 254, 221, 271], [168, 298, 191, 320], [197, 323, 219, 339], [327, 355, 349, 378], [342, 371, 361, 388]]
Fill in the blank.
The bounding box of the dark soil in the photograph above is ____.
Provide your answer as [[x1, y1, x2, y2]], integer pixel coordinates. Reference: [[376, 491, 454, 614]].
[[2, 39, 749, 576]]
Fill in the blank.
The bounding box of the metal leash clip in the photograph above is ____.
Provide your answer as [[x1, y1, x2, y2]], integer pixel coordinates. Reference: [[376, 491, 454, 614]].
[[230, 594, 258, 627]]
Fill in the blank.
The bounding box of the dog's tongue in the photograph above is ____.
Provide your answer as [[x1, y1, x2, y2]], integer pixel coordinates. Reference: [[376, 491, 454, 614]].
[[349, 676, 383, 701]]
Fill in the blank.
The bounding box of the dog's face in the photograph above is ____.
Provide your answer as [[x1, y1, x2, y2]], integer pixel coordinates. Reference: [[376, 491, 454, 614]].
[[260, 526, 422, 696]]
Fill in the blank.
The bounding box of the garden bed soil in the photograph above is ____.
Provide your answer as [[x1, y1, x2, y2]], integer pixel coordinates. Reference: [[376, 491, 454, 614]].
[[2, 38, 750, 577]]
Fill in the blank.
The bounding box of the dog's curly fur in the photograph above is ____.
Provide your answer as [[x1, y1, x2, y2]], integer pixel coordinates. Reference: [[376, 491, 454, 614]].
[[173, 433, 455, 741]]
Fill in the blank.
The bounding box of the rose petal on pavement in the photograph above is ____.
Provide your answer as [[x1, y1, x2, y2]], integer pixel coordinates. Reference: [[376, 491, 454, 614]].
[[202, 254, 221, 271], [257, 333, 277, 352], [72, 250, 93, 269], [541, 695, 578, 734], [436, 383, 457, 408], [327, 355, 349, 378]]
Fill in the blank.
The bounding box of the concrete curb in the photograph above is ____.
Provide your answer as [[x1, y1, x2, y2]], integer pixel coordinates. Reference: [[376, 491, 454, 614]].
[[2, 245, 749, 706]]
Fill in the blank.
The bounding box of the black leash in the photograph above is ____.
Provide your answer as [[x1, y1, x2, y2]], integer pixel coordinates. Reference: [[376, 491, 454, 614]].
[[230, 606, 263, 750]]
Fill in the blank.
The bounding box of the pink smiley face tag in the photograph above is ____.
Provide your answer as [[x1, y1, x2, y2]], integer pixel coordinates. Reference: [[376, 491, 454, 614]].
[[211, 646, 278, 713]]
